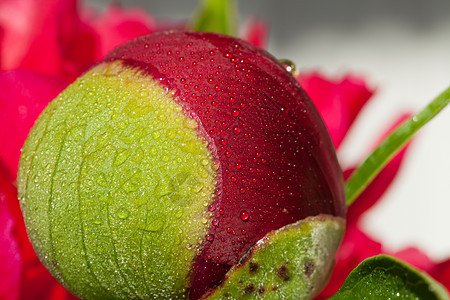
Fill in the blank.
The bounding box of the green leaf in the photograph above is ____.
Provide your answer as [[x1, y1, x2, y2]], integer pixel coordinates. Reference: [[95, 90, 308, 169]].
[[329, 255, 449, 300], [188, 0, 238, 36], [346, 86, 450, 206], [205, 215, 345, 300]]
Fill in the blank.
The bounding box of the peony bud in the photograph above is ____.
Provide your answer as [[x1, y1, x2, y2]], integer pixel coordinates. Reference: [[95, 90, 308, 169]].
[[18, 31, 345, 299]]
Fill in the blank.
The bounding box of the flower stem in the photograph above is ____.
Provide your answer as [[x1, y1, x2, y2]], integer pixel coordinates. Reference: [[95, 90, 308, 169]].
[[188, 0, 238, 36], [345, 86, 450, 206]]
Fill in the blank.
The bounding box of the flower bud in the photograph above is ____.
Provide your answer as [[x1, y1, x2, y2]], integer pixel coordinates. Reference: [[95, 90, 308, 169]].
[[18, 31, 345, 299]]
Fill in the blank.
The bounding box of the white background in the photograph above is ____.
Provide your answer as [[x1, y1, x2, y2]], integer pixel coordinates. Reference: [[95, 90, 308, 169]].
[[89, 0, 450, 260]]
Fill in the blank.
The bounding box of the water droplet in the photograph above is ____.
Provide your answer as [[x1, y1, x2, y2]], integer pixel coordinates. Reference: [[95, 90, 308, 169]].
[[279, 59, 297, 75], [201, 218, 208, 224], [151, 131, 161, 140], [232, 109, 239, 117], [123, 180, 139, 193], [117, 119, 128, 129], [145, 216, 166, 232], [240, 210, 249, 221], [183, 118, 198, 129], [174, 209, 183, 219], [206, 234, 215, 242], [96, 172, 108, 187], [213, 219, 219, 226], [133, 147, 144, 163], [200, 158, 210, 166], [117, 210, 129, 220], [113, 149, 130, 166]]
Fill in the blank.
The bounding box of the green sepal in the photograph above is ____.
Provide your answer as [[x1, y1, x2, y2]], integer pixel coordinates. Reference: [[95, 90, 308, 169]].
[[346, 86, 450, 206], [188, 0, 238, 36], [330, 254, 449, 300], [203, 215, 345, 300]]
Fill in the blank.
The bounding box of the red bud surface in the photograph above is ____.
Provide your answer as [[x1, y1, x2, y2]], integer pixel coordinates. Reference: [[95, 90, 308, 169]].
[[104, 31, 346, 297]]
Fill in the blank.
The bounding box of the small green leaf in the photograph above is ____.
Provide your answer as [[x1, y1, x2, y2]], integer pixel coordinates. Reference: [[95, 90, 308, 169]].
[[329, 255, 449, 300], [188, 0, 237, 36], [346, 86, 450, 206]]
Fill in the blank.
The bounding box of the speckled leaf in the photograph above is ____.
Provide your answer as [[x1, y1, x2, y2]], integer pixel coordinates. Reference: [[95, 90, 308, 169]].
[[203, 215, 345, 300], [330, 255, 449, 300]]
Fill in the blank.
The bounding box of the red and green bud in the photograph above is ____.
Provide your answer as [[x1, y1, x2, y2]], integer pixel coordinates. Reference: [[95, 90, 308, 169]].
[[18, 31, 345, 299]]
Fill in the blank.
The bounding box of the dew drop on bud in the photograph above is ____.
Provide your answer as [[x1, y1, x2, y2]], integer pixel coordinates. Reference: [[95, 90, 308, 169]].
[[183, 118, 198, 129], [279, 59, 297, 76], [206, 234, 215, 242], [240, 210, 249, 221]]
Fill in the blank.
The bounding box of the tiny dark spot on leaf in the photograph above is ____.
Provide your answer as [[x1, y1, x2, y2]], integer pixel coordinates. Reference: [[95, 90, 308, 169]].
[[244, 284, 255, 294], [258, 286, 266, 294], [238, 279, 243, 284], [272, 285, 278, 291], [276, 265, 290, 281], [249, 261, 259, 274], [304, 261, 315, 277]]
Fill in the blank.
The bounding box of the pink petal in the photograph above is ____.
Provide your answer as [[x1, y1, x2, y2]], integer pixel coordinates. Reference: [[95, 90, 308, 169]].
[[0, 161, 74, 300], [430, 259, 450, 291], [297, 73, 374, 148], [241, 18, 269, 49], [0, 0, 98, 79], [0, 162, 21, 300], [91, 4, 156, 59], [392, 247, 436, 272], [0, 70, 68, 178]]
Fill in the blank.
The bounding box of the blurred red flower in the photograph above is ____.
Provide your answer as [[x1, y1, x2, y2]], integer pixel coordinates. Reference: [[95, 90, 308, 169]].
[[0, 0, 447, 299]]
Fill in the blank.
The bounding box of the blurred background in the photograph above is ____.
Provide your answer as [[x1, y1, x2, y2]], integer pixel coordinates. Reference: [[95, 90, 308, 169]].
[[88, 0, 450, 260]]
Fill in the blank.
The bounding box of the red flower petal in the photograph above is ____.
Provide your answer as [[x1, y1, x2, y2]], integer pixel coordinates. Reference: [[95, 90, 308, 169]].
[[297, 73, 374, 148], [90, 4, 157, 59], [0, 70, 68, 179], [241, 18, 269, 49], [0, 162, 21, 300], [392, 247, 436, 272], [430, 259, 450, 291], [0, 0, 97, 79], [0, 160, 75, 300]]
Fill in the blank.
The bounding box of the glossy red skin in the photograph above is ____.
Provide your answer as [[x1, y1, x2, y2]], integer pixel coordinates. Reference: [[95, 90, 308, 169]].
[[104, 31, 345, 298]]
